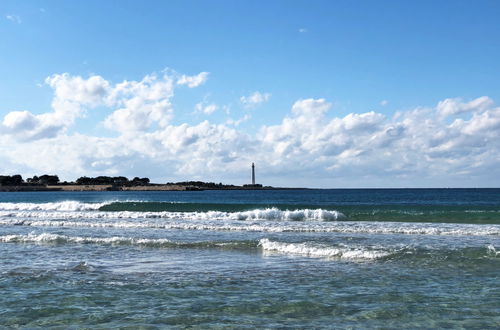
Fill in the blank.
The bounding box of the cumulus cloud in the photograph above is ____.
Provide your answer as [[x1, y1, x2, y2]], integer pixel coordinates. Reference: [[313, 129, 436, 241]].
[[1, 70, 499, 187], [46, 73, 110, 107], [0, 73, 115, 141], [240, 91, 271, 108], [258, 96, 500, 186], [437, 96, 493, 117], [0, 71, 185, 140], [3, 111, 38, 131], [177, 72, 209, 88], [103, 73, 175, 133]]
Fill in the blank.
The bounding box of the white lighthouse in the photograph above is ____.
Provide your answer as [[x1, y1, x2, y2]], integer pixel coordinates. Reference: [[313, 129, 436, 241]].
[[244, 162, 262, 188], [252, 162, 255, 185]]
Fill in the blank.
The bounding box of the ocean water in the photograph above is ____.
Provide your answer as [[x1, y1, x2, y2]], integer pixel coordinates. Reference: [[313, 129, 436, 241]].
[[0, 188, 499, 328]]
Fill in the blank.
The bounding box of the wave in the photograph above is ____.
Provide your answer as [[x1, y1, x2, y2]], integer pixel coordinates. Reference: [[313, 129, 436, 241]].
[[0, 207, 345, 222], [1, 218, 498, 236], [99, 202, 343, 213], [1, 201, 500, 224], [0, 201, 111, 212], [1, 233, 497, 263], [259, 238, 391, 260], [230, 208, 344, 221], [259, 239, 500, 261], [0, 232, 256, 249], [0, 233, 392, 261]]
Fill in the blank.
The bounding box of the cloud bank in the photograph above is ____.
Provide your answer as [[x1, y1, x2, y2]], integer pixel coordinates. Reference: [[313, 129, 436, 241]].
[[1, 70, 499, 187]]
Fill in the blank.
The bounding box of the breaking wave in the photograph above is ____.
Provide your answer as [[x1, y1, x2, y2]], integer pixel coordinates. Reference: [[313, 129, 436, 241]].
[[259, 238, 391, 260], [1, 233, 497, 263], [1, 201, 499, 224], [0, 232, 256, 249], [0, 218, 499, 236], [258, 239, 500, 261], [0, 201, 111, 212], [0, 206, 345, 222]]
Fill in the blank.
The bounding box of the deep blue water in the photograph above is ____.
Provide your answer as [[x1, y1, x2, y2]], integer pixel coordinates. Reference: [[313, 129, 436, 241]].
[[0, 189, 499, 328]]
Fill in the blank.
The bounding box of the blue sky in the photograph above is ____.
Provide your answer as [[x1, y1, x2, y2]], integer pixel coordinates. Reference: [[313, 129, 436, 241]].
[[1, 0, 500, 187]]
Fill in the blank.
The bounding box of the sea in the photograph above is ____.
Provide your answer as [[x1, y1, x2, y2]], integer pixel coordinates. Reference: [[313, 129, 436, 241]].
[[0, 188, 499, 328]]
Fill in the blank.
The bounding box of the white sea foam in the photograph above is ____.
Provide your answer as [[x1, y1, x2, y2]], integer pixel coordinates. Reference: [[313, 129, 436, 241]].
[[259, 238, 391, 260], [0, 232, 251, 249], [0, 207, 345, 221], [486, 245, 500, 256], [0, 217, 499, 236], [0, 201, 111, 212], [0, 232, 174, 246], [0, 202, 498, 237], [0, 233, 392, 260], [231, 208, 344, 221]]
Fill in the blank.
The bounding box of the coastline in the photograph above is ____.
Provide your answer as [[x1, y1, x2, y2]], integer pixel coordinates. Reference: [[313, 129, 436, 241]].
[[0, 184, 308, 192]]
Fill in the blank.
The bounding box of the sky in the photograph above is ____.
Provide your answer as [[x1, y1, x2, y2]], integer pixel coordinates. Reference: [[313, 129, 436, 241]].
[[1, 0, 499, 188]]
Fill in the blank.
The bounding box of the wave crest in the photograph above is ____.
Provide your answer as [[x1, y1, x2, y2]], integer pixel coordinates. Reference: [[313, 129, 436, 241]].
[[0, 233, 255, 249], [1, 218, 499, 236], [0, 205, 345, 221], [258, 238, 391, 260], [232, 208, 344, 221], [0, 201, 110, 212]]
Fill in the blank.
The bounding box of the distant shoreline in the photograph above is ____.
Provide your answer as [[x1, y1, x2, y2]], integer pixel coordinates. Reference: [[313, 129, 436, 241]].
[[0, 184, 308, 192], [1, 185, 496, 192]]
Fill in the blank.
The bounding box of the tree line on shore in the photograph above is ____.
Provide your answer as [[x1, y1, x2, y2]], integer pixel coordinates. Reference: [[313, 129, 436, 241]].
[[0, 174, 150, 186], [167, 181, 238, 188], [0, 175, 239, 189]]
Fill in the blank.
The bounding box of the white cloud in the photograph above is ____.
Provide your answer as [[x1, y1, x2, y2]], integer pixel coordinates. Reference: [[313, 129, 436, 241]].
[[0, 76, 94, 141], [437, 96, 493, 117], [46, 73, 110, 106], [0, 73, 112, 141], [1, 70, 499, 187], [226, 114, 251, 126], [380, 100, 388, 106], [240, 91, 271, 108], [195, 102, 218, 115], [104, 73, 175, 133], [0, 71, 190, 140], [257, 96, 500, 186], [3, 111, 38, 131], [177, 72, 209, 88], [299, 28, 308, 33], [6, 15, 21, 24]]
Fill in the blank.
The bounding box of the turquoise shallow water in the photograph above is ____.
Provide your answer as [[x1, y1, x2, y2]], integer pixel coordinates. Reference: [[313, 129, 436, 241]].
[[0, 189, 499, 328]]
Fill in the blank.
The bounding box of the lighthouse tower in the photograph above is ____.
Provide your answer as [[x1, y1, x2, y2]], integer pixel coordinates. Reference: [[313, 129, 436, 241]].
[[244, 162, 262, 188], [251, 163, 255, 185]]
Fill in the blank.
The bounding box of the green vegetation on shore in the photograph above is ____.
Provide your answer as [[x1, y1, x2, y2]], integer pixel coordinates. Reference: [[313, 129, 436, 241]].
[[0, 174, 269, 191], [1, 174, 150, 187]]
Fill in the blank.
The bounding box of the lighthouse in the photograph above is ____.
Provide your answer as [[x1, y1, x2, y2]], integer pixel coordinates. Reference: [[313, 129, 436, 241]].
[[252, 162, 255, 185], [244, 162, 262, 188]]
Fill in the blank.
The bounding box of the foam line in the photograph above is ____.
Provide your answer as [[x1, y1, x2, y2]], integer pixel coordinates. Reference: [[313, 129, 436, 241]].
[[0, 233, 253, 249], [0, 201, 111, 212], [0, 207, 345, 221], [259, 238, 391, 260], [0, 218, 498, 236]]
